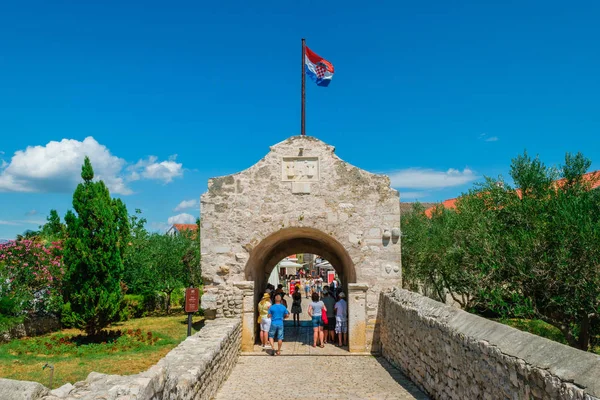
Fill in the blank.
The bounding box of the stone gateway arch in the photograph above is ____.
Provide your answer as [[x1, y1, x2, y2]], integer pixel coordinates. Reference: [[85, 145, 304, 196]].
[[200, 136, 402, 352]]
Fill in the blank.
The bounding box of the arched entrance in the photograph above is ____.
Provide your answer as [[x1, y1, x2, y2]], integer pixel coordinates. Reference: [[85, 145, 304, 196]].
[[245, 227, 356, 295], [243, 227, 358, 352]]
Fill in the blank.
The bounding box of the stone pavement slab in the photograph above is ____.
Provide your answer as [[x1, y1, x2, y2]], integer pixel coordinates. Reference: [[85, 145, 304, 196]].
[[247, 325, 352, 355], [214, 355, 429, 400]]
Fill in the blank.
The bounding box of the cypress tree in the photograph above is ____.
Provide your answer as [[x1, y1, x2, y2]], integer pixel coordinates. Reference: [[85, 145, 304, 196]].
[[62, 157, 129, 336]]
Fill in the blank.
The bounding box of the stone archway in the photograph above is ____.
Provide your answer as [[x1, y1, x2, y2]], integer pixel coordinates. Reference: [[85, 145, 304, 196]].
[[242, 227, 363, 351], [200, 135, 401, 353], [245, 227, 356, 291]]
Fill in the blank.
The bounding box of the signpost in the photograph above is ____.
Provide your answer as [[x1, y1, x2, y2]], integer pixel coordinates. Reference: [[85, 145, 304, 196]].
[[185, 287, 200, 337]]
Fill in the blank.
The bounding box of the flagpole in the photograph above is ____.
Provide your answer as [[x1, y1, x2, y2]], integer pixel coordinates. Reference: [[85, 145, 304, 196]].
[[301, 38, 306, 136]]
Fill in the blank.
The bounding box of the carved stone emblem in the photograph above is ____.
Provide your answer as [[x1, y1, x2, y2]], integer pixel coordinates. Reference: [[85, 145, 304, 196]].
[[281, 157, 319, 182]]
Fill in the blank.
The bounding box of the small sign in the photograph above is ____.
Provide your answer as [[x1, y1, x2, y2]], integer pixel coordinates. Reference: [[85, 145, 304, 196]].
[[185, 288, 200, 313]]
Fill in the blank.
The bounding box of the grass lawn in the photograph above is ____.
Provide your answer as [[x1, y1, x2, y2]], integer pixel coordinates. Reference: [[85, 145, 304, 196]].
[[0, 313, 204, 388], [497, 318, 600, 355]]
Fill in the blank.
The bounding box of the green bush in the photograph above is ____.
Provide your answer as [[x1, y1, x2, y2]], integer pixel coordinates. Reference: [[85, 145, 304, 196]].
[[118, 295, 146, 321], [0, 314, 24, 332], [171, 289, 185, 311], [499, 319, 567, 345]]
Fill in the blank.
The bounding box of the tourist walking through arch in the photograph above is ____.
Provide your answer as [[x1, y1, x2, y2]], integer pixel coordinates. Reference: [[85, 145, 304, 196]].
[[308, 292, 326, 348], [268, 294, 289, 355], [334, 292, 348, 347], [257, 292, 272, 348], [322, 288, 336, 344], [291, 286, 302, 327]]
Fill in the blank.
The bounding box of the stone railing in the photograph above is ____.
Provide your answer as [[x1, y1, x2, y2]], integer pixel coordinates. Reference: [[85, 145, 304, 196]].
[[380, 288, 600, 400], [0, 318, 241, 400]]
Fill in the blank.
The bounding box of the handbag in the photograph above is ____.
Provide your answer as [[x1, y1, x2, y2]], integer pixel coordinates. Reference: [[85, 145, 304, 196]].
[[321, 310, 328, 325]]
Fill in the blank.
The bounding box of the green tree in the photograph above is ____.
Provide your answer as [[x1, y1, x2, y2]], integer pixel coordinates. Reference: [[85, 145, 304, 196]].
[[40, 209, 66, 240], [148, 233, 189, 314], [123, 209, 154, 294], [503, 152, 600, 350], [402, 151, 600, 351], [62, 157, 129, 335]]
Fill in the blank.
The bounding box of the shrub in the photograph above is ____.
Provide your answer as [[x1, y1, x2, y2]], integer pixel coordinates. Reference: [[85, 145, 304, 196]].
[[0, 240, 64, 317], [119, 295, 146, 321]]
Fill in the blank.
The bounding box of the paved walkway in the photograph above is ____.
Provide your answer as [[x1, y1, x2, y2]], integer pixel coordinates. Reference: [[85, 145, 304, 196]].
[[214, 355, 429, 400], [216, 293, 429, 399]]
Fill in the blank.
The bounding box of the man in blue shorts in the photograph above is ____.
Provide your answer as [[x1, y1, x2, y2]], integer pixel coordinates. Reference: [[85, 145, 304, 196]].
[[268, 294, 289, 355]]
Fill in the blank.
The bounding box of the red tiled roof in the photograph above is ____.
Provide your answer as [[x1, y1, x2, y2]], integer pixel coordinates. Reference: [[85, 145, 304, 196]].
[[424, 170, 600, 218], [424, 198, 458, 218], [172, 224, 198, 232]]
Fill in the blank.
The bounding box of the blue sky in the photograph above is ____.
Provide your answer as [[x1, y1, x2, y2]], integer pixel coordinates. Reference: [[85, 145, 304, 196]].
[[1, 1, 599, 239]]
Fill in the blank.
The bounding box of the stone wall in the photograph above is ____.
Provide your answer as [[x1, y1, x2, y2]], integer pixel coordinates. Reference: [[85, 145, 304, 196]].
[[0, 315, 61, 343], [202, 284, 243, 319], [379, 288, 600, 400], [0, 318, 241, 400]]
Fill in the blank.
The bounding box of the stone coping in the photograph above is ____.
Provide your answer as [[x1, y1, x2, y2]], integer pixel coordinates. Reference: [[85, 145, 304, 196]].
[[386, 288, 600, 398]]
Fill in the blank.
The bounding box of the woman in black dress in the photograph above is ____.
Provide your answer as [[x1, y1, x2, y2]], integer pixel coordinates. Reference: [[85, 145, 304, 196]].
[[291, 286, 303, 327]]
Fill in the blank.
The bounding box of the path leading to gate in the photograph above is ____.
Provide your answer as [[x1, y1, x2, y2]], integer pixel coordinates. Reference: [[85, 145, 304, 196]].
[[214, 355, 429, 400], [216, 292, 430, 399]]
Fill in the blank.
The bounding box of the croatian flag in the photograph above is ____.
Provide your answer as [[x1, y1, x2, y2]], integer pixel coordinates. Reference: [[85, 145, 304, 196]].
[[305, 46, 334, 87]]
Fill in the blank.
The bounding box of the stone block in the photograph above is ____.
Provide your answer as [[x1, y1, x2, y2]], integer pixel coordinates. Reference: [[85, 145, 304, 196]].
[[213, 246, 231, 254], [291, 182, 311, 193], [242, 295, 255, 312], [50, 383, 74, 397], [367, 227, 381, 238], [201, 293, 218, 310], [0, 378, 49, 399]]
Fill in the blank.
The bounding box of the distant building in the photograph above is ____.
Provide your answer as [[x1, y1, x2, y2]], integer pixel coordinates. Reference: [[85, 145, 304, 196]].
[[400, 202, 436, 216], [166, 223, 198, 236]]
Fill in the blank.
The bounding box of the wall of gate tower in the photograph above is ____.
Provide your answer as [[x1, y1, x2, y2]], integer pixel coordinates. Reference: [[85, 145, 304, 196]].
[[200, 135, 401, 352]]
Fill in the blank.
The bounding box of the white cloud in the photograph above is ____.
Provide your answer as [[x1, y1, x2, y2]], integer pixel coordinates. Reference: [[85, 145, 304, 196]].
[[20, 219, 45, 225], [400, 191, 430, 200], [0, 219, 43, 226], [127, 155, 183, 183], [167, 213, 196, 225], [0, 137, 184, 194], [150, 221, 170, 232], [479, 133, 499, 142], [388, 168, 478, 189], [174, 199, 198, 212], [25, 209, 38, 216]]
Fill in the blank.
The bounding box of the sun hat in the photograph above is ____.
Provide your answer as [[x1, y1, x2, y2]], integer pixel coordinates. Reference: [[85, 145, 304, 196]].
[[262, 292, 270, 299]]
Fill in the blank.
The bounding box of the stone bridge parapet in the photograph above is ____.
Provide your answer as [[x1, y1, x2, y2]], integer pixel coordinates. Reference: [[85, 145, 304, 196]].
[[0, 318, 241, 400], [380, 288, 600, 400]]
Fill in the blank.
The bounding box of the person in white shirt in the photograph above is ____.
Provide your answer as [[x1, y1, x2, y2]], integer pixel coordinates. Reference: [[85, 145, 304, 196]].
[[334, 292, 348, 347]]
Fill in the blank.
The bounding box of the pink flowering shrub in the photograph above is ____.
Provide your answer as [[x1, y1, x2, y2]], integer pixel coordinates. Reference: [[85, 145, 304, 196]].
[[0, 240, 64, 317]]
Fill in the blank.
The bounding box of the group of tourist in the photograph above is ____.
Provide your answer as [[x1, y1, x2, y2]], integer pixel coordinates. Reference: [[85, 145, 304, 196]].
[[256, 281, 348, 356]]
